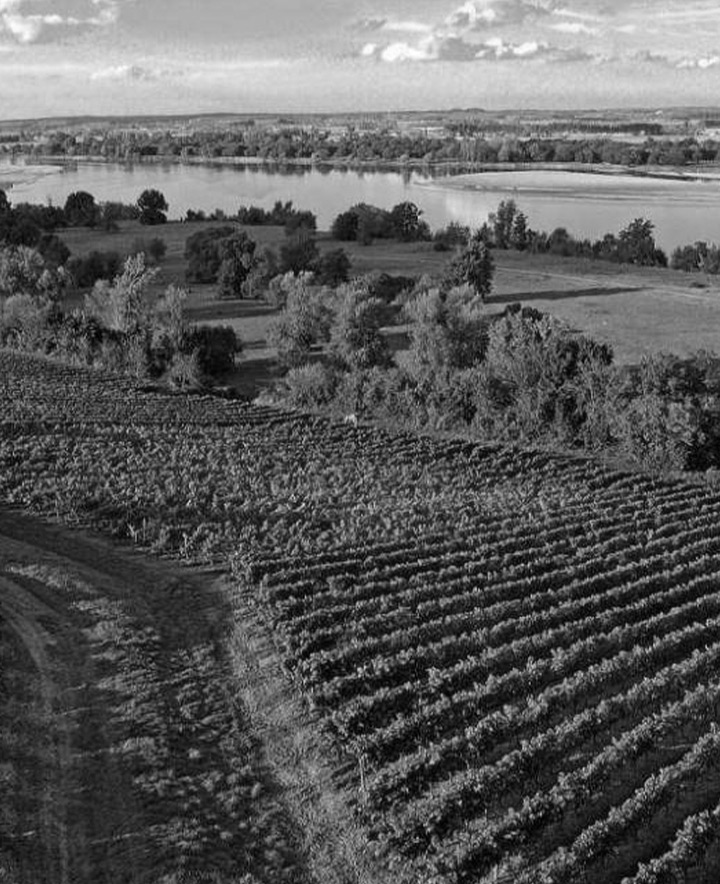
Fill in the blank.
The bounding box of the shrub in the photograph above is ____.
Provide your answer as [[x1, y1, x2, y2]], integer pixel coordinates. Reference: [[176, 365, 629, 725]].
[[130, 236, 167, 264], [280, 363, 338, 408], [186, 325, 242, 376], [314, 248, 351, 286], [165, 349, 204, 390], [67, 250, 122, 289]]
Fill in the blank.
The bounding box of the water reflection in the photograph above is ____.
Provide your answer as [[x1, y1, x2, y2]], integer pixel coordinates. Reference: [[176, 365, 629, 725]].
[[3, 161, 720, 252]]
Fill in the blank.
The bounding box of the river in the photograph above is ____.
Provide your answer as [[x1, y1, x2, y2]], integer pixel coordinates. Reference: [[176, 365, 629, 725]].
[[2, 160, 720, 253]]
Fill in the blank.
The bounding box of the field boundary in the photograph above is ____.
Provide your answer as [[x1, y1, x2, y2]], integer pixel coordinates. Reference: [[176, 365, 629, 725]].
[[224, 575, 405, 884]]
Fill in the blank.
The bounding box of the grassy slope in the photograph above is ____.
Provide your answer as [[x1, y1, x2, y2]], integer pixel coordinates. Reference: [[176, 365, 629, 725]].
[[59, 220, 720, 367]]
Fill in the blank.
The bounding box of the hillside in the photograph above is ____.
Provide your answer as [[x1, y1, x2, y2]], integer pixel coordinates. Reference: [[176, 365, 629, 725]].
[[4, 350, 720, 881]]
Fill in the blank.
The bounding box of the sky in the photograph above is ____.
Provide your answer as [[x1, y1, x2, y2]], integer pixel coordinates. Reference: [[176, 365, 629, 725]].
[[2, 0, 720, 119]]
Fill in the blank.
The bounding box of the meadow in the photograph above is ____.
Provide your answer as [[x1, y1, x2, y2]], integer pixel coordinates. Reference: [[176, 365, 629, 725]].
[[5, 349, 720, 881], [58, 219, 720, 372]]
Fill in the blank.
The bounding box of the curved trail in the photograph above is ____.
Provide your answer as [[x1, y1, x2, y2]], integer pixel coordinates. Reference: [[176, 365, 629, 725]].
[[0, 509, 311, 884]]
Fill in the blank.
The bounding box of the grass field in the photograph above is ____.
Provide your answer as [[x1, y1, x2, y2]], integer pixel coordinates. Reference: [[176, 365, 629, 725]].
[[6, 350, 720, 882], [59, 220, 720, 370]]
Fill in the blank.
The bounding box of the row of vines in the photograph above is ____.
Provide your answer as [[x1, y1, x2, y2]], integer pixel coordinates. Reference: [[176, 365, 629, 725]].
[[4, 350, 720, 882]]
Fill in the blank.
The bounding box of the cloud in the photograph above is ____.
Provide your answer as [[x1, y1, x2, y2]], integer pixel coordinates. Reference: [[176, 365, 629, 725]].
[[383, 20, 433, 33], [0, 0, 119, 44], [552, 6, 603, 22], [550, 21, 598, 34], [90, 63, 165, 81], [476, 36, 547, 58], [447, 0, 556, 29], [355, 0, 608, 66], [677, 55, 720, 69]]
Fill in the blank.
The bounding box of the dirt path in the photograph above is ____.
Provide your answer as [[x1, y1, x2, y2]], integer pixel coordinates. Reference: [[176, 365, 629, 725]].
[[0, 509, 314, 884]]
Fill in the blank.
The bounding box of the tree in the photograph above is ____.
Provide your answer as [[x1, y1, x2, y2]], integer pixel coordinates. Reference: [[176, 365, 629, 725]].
[[314, 248, 351, 286], [268, 276, 333, 369], [184, 226, 235, 283], [137, 189, 168, 225], [0, 245, 54, 298], [243, 246, 279, 299], [64, 191, 98, 227], [617, 217, 666, 266], [510, 211, 530, 251], [279, 231, 319, 275], [489, 199, 517, 249], [216, 231, 257, 299], [84, 253, 158, 336], [406, 285, 488, 374], [330, 287, 392, 371], [331, 209, 359, 241], [389, 201, 428, 242], [445, 230, 495, 301], [37, 233, 71, 269]]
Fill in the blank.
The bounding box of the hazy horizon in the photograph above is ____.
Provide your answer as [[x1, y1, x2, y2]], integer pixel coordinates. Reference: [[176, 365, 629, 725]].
[[2, 1, 720, 119]]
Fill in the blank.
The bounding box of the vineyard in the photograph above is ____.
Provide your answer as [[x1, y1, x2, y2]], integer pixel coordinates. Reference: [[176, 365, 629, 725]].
[[4, 350, 720, 882]]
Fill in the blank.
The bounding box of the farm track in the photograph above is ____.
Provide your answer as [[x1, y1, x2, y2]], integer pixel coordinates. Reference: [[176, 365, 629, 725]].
[[0, 511, 314, 884]]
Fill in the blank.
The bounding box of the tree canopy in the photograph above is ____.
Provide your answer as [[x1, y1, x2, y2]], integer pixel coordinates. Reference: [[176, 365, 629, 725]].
[[137, 189, 169, 225]]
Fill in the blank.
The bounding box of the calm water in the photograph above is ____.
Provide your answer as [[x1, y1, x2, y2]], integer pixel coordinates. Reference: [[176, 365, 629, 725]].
[[2, 160, 720, 253]]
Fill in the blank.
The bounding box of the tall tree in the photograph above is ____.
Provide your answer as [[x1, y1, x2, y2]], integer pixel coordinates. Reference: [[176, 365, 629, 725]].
[[64, 191, 98, 227], [445, 230, 495, 301], [137, 189, 168, 225], [216, 232, 257, 299]]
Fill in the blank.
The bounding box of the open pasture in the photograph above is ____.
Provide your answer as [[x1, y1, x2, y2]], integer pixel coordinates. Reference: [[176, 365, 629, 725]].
[[5, 351, 720, 881], [57, 221, 720, 367]]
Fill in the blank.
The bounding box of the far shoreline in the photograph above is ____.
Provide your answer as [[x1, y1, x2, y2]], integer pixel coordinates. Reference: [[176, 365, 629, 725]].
[[4, 153, 720, 187]]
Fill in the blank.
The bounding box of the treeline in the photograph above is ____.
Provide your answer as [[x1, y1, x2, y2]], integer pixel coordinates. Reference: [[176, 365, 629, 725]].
[[186, 199, 317, 231], [473, 200, 668, 267], [5, 122, 720, 169], [0, 187, 167, 246], [0, 187, 172, 291], [0, 248, 240, 387], [0, 185, 240, 387], [269, 277, 720, 474]]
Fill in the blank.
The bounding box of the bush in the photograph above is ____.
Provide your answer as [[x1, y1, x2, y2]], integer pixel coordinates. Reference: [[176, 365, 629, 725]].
[[165, 349, 203, 390], [314, 248, 351, 286], [280, 363, 338, 408], [67, 250, 122, 289], [186, 325, 242, 376], [130, 236, 167, 264]]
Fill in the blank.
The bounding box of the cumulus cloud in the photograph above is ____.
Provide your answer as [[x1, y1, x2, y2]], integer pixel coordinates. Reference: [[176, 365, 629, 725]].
[[0, 0, 119, 44], [355, 0, 605, 65]]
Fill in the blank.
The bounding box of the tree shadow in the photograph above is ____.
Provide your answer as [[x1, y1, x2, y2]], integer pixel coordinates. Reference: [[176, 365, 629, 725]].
[[187, 301, 279, 322], [491, 285, 644, 304]]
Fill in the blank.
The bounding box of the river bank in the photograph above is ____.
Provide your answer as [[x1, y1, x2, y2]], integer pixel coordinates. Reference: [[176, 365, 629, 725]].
[[5, 152, 720, 185]]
